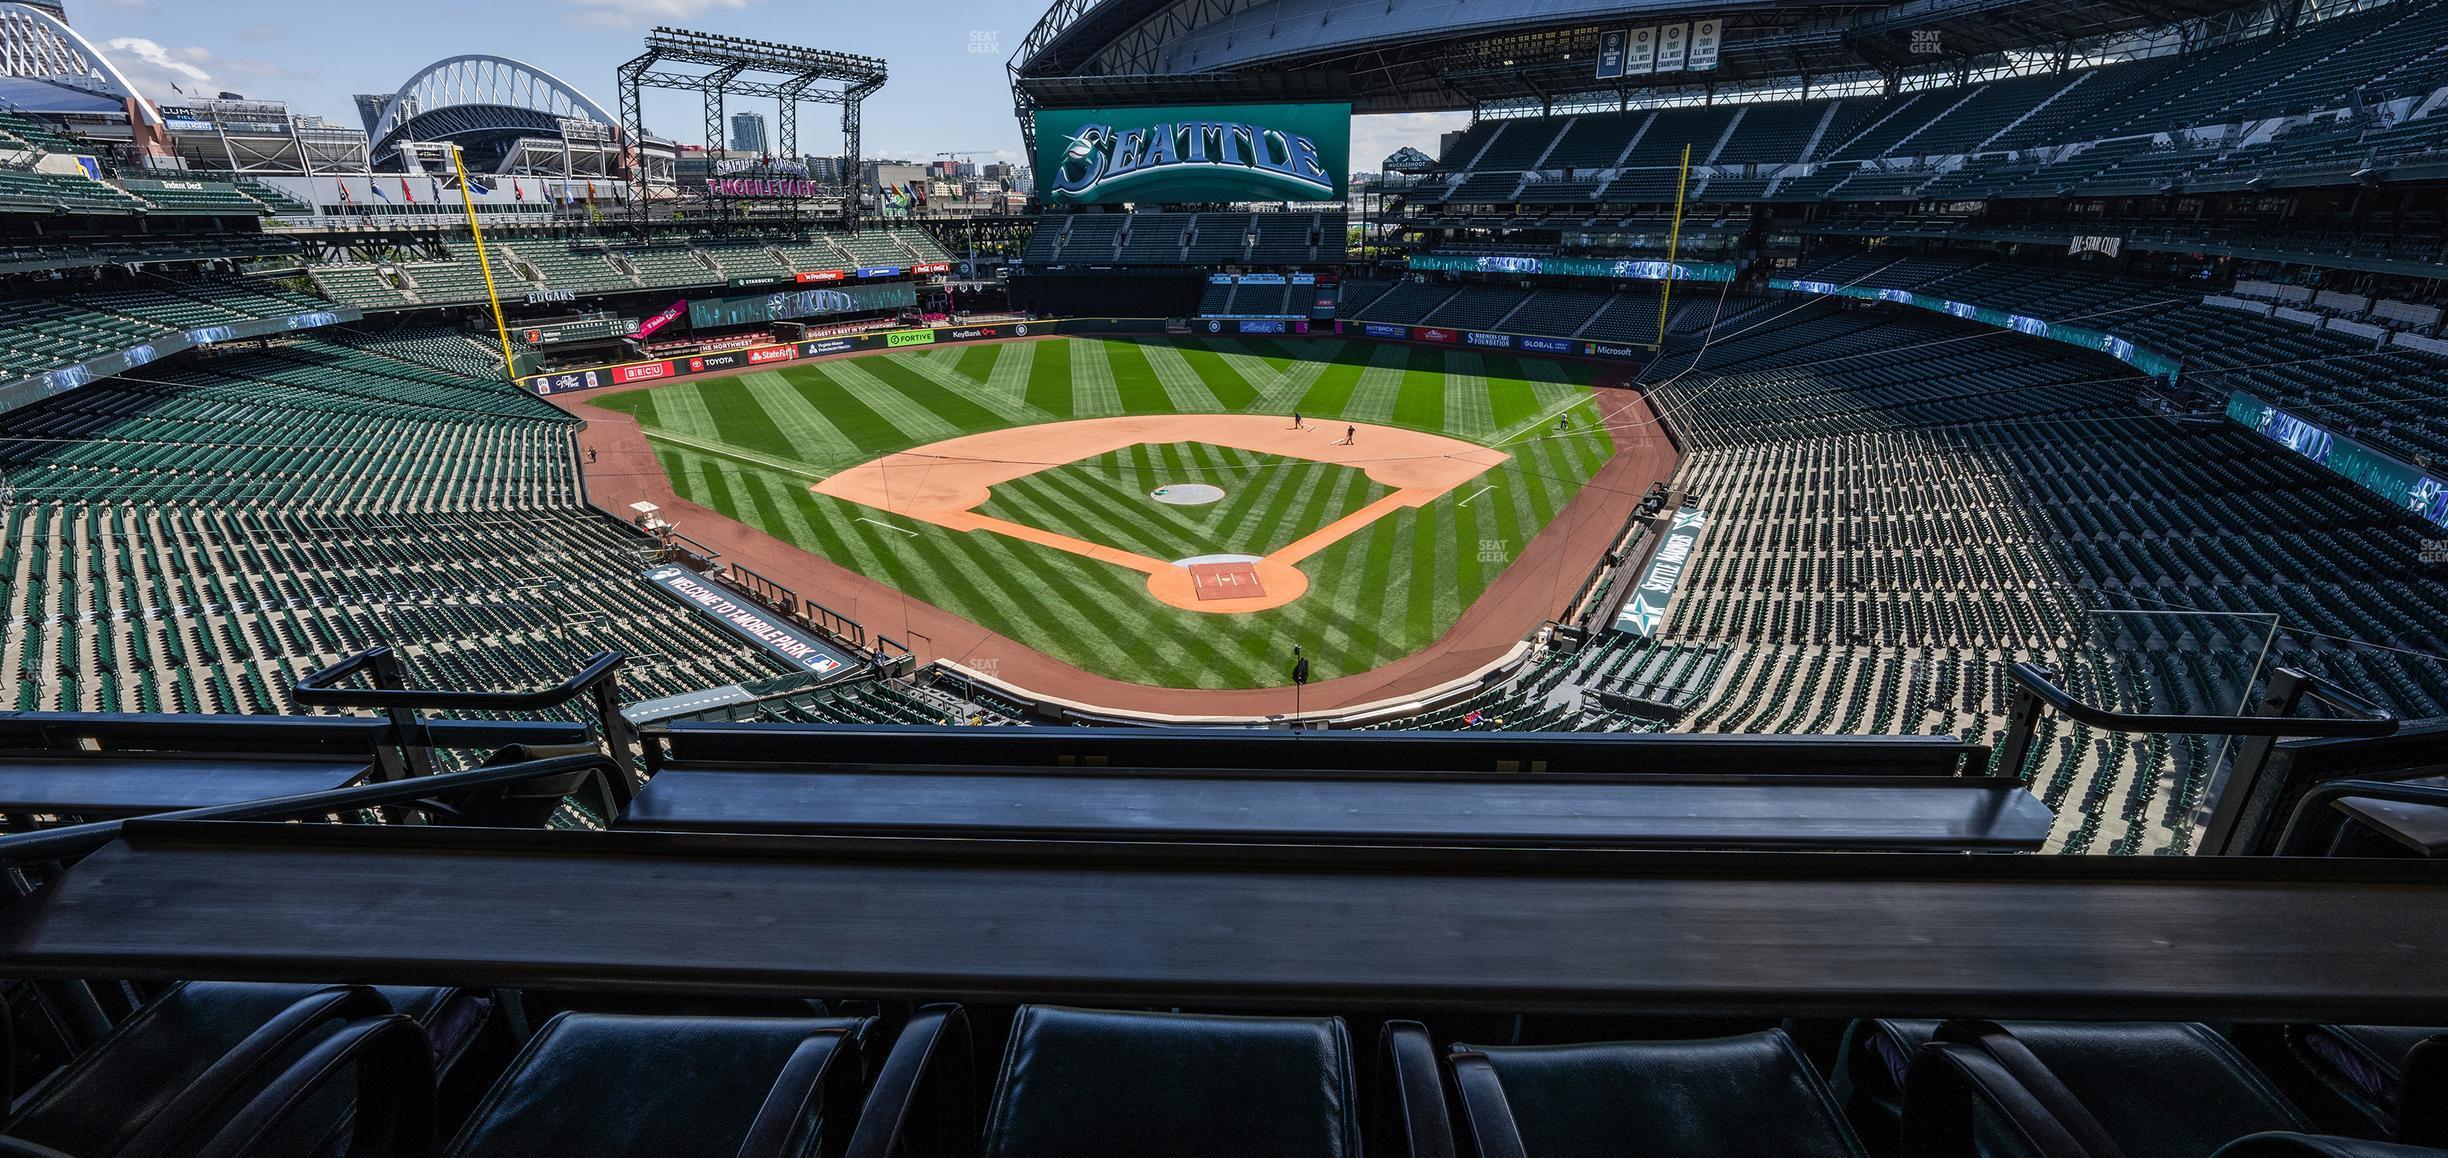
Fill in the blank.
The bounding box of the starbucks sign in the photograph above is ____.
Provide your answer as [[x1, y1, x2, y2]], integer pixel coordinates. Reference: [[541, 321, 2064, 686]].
[[1034, 102, 1350, 205]]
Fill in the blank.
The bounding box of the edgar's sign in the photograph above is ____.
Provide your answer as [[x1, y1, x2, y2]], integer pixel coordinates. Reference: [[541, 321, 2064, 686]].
[[1036, 102, 1350, 206]]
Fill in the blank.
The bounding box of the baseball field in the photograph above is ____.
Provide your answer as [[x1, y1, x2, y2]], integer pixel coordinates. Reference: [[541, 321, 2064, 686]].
[[592, 335, 1618, 689]]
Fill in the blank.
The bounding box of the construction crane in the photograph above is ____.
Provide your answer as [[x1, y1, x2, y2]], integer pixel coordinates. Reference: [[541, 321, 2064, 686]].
[[929, 152, 1005, 293]]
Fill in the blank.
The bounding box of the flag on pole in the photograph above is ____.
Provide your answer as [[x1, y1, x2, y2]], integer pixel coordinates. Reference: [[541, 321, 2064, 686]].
[[513, 178, 525, 202], [400, 177, 414, 204], [370, 179, 389, 202], [336, 178, 352, 206]]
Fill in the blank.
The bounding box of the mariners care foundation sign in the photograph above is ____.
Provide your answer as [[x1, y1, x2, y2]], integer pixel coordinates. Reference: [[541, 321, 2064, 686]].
[[1033, 102, 1351, 205]]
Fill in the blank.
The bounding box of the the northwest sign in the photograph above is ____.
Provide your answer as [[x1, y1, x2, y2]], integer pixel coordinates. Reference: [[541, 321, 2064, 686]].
[[1034, 102, 1351, 205]]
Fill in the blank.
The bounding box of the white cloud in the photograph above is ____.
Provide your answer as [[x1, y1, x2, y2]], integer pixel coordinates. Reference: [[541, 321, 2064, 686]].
[[105, 37, 213, 99], [564, 0, 757, 29], [1350, 111, 1469, 173]]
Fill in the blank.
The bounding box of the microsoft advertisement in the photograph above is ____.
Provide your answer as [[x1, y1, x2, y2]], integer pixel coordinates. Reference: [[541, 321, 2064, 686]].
[[688, 282, 917, 329], [1034, 103, 1350, 205]]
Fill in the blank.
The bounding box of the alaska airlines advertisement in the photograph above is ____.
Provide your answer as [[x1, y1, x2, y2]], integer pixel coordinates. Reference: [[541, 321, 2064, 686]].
[[1033, 103, 1351, 205]]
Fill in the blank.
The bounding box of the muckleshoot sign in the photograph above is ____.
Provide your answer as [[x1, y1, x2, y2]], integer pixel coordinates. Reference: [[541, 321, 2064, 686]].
[[1034, 103, 1350, 206]]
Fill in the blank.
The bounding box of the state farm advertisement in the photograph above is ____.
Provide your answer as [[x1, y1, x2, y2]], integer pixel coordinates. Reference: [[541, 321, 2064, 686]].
[[747, 345, 797, 365]]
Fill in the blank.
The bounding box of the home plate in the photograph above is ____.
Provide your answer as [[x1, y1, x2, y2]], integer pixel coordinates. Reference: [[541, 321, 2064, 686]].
[[1187, 561, 1266, 602]]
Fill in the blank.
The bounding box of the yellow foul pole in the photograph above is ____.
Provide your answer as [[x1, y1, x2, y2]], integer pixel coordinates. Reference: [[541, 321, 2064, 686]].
[[450, 145, 521, 384], [1654, 141, 1693, 349]]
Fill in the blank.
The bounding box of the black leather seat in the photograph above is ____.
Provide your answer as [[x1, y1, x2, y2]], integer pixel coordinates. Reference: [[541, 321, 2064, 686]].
[[1889, 1021, 2312, 1158], [1446, 1028, 1867, 1157], [2212, 1134, 2448, 1157], [3, 982, 471, 1158], [978, 1005, 1361, 1158], [2281, 1026, 2448, 1143], [443, 1011, 873, 1157]]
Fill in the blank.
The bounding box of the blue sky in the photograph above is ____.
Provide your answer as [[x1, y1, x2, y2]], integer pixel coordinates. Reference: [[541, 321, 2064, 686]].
[[69, 0, 1461, 169]]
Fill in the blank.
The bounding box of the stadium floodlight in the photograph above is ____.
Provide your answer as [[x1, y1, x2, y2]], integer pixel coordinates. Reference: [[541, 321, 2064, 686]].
[[618, 26, 888, 232]]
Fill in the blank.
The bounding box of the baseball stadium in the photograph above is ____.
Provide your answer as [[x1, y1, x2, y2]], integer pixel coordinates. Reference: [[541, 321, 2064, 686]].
[[0, 0, 2444, 1150]]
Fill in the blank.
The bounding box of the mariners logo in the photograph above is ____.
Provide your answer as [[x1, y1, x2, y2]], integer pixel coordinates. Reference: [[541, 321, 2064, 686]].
[[1047, 118, 1335, 204]]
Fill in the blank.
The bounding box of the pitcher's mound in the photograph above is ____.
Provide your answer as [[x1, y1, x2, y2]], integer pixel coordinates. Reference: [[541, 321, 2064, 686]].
[[1151, 483, 1225, 506]]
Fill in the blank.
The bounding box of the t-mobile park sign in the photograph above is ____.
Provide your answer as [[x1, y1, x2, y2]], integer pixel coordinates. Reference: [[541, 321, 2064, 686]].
[[640, 566, 853, 675], [1612, 507, 1708, 637]]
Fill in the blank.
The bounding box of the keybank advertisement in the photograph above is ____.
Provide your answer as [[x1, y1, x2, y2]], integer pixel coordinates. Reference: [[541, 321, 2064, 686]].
[[1773, 276, 2182, 381], [1408, 253, 1739, 283], [1034, 102, 1350, 205], [688, 281, 917, 329], [2228, 393, 2448, 528]]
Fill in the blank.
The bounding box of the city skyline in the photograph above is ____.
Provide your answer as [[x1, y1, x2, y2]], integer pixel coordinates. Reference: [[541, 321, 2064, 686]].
[[65, 0, 1462, 169]]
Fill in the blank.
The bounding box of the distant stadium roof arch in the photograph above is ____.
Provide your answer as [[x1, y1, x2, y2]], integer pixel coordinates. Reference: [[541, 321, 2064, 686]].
[[0, 1, 159, 126], [370, 54, 619, 168]]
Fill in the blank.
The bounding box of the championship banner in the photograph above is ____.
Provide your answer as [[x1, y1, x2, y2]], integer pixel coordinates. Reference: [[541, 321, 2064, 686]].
[[1613, 507, 1708, 637], [1625, 26, 1658, 74], [1596, 29, 1630, 79], [1034, 101, 1351, 205], [1687, 18, 1723, 70], [1656, 22, 1689, 70]]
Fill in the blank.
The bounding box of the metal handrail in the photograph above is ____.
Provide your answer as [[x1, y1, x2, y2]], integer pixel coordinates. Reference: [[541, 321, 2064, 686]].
[[0, 753, 624, 866], [2275, 779, 2448, 858], [2002, 662, 2398, 739], [291, 647, 635, 788], [294, 647, 626, 712]]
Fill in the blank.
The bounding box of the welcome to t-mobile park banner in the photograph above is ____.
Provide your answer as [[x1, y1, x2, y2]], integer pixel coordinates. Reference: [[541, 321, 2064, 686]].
[[640, 565, 857, 676]]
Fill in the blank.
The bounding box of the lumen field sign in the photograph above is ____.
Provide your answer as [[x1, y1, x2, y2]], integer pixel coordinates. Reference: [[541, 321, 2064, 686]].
[[1034, 103, 1351, 205]]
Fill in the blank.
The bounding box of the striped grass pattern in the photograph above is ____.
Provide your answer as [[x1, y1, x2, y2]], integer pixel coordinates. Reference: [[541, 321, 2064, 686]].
[[977, 443, 1391, 563], [596, 337, 1616, 689]]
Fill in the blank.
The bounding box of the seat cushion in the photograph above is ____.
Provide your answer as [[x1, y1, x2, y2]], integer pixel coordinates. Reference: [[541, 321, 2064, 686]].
[[1839, 1017, 1943, 1146], [2288, 1025, 2446, 1130], [445, 1012, 868, 1158], [5, 981, 456, 1155], [2213, 1132, 2448, 1158], [1468, 1028, 1867, 1158], [982, 1006, 1358, 1158], [1996, 1022, 2311, 1158]]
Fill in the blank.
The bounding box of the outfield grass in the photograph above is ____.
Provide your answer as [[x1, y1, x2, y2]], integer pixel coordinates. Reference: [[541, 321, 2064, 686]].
[[595, 336, 1616, 688]]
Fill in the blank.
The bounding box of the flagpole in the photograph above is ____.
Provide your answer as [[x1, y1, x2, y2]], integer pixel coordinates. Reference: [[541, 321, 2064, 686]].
[[451, 144, 520, 386]]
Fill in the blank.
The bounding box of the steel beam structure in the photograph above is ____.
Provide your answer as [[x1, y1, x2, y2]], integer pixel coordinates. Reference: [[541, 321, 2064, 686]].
[[616, 26, 886, 235]]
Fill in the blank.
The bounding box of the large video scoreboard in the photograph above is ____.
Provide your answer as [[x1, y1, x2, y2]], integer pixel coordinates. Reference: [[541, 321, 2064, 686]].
[[1033, 102, 1350, 206]]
